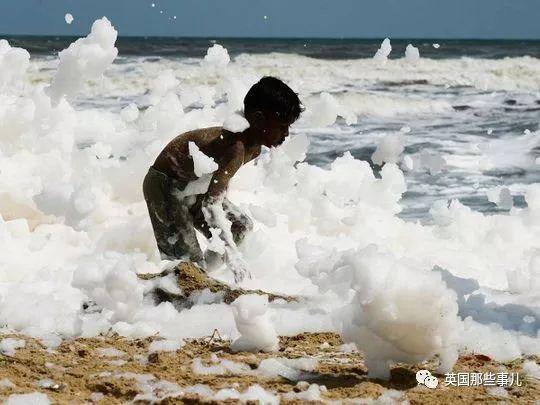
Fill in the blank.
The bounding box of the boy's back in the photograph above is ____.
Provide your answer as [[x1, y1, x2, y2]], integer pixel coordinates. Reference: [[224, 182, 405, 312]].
[[152, 126, 261, 186]]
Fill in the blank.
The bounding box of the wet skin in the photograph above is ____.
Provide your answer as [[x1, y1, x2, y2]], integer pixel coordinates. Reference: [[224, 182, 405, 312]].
[[153, 112, 291, 200]]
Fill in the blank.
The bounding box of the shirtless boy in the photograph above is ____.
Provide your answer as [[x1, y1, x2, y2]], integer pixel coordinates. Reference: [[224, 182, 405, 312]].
[[143, 77, 302, 281]]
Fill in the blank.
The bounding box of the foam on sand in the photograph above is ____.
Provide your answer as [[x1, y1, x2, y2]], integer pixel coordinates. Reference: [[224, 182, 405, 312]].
[[231, 294, 279, 353]]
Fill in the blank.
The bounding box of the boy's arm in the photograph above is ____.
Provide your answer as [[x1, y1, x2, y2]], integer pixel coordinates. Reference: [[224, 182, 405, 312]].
[[190, 142, 244, 238], [205, 141, 245, 201], [201, 142, 251, 283]]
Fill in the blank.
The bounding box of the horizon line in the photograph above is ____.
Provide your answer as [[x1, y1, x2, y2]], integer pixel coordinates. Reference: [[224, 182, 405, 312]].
[[2, 34, 540, 42]]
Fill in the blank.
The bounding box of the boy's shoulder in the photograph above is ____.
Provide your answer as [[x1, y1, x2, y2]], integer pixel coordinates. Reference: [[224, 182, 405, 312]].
[[164, 127, 224, 153], [180, 126, 223, 141]]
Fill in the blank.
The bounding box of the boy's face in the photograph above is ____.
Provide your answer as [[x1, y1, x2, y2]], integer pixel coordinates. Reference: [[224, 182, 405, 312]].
[[260, 112, 291, 148]]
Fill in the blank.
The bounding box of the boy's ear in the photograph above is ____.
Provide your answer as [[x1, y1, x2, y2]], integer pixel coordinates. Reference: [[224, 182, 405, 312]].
[[251, 110, 265, 128]]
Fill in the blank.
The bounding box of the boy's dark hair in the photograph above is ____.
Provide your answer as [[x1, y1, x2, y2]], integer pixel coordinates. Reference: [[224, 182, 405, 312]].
[[244, 76, 302, 124]]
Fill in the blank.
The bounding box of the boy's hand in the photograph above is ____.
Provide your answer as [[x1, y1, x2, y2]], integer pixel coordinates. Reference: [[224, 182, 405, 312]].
[[201, 195, 252, 283], [226, 251, 251, 283]]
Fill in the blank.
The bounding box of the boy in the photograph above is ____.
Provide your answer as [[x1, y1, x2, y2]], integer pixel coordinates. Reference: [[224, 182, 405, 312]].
[[143, 77, 302, 282]]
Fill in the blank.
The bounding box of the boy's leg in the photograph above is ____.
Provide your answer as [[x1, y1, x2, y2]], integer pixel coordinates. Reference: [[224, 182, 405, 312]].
[[143, 168, 204, 265]]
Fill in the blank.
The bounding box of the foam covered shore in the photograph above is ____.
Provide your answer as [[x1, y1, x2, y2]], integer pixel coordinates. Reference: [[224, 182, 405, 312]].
[[0, 17, 539, 402], [0, 332, 539, 403]]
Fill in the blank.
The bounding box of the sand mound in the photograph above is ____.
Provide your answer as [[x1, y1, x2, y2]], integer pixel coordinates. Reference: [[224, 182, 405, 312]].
[[139, 262, 297, 309]]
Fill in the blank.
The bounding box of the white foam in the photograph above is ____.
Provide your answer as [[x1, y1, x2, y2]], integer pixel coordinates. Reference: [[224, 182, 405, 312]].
[[522, 360, 540, 379], [192, 357, 252, 375], [121, 103, 139, 123], [148, 339, 184, 353], [5, 393, 50, 405], [223, 113, 249, 132], [373, 38, 392, 64], [202, 44, 230, 70], [371, 133, 405, 165], [0, 378, 15, 389], [0, 338, 26, 356], [188, 142, 219, 177], [283, 384, 326, 401], [231, 294, 279, 353], [0, 40, 30, 90], [47, 17, 118, 105], [405, 44, 420, 64], [0, 20, 538, 381]]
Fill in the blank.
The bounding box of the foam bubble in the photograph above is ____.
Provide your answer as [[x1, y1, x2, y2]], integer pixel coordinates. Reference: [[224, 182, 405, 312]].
[[405, 44, 420, 64], [202, 44, 230, 70], [47, 17, 118, 105], [231, 294, 279, 353], [373, 38, 392, 64]]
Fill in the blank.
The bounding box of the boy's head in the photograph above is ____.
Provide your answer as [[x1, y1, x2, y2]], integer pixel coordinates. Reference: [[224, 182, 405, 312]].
[[244, 76, 302, 147]]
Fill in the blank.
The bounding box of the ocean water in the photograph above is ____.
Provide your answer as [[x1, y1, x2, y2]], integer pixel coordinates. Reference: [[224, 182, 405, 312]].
[[10, 36, 539, 220]]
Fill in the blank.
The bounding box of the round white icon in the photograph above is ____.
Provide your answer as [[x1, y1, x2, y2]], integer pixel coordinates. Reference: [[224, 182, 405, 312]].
[[416, 369, 439, 389]]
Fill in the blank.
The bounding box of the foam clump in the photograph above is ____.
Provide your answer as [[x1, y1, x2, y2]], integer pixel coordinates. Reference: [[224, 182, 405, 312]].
[[148, 70, 180, 103], [188, 142, 219, 177], [411, 151, 446, 174], [148, 339, 183, 353], [47, 17, 118, 105], [0, 378, 15, 389], [65, 13, 74, 24], [373, 38, 392, 64], [486, 386, 509, 398], [213, 384, 279, 404], [344, 252, 460, 378], [5, 392, 50, 405], [0, 40, 30, 90], [72, 254, 145, 325], [192, 356, 252, 375], [121, 103, 139, 122], [405, 44, 420, 64], [257, 357, 318, 380], [283, 383, 326, 401], [223, 113, 249, 132], [522, 360, 540, 378], [371, 133, 405, 165], [306, 92, 340, 127], [0, 338, 26, 356], [487, 187, 514, 210], [298, 244, 460, 379], [231, 294, 279, 353], [202, 44, 230, 70]]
